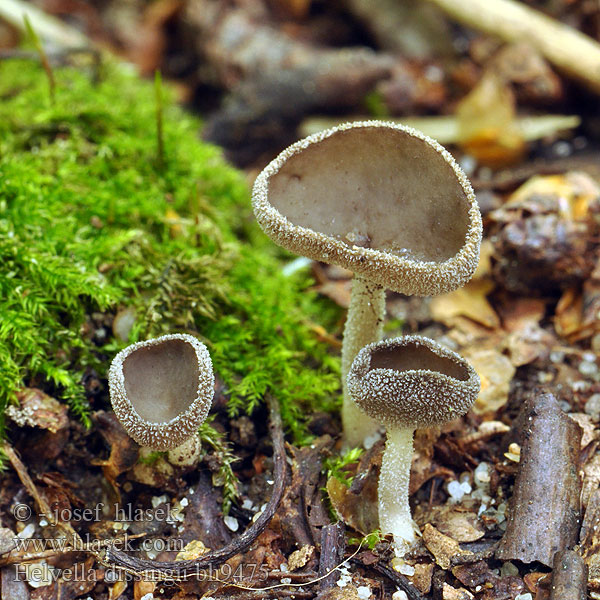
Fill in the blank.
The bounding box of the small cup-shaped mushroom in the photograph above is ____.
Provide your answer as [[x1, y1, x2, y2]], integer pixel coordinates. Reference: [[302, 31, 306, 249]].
[[109, 333, 214, 452], [347, 335, 480, 557], [252, 121, 482, 448]]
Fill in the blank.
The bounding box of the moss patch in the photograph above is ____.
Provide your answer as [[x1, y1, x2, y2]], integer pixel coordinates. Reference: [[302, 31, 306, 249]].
[[0, 58, 341, 443]]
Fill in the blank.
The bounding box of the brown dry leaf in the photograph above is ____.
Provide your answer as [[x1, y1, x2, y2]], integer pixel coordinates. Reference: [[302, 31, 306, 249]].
[[443, 583, 475, 599], [6, 388, 68, 433], [505, 172, 600, 220], [326, 476, 378, 535], [427, 505, 485, 542], [462, 347, 515, 415], [421, 523, 472, 570], [288, 545, 314, 571], [108, 580, 128, 600], [568, 413, 598, 448], [314, 279, 352, 309], [409, 451, 454, 495], [408, 562, 434, 594], [134, 579, 156, 600], [456, 71, 525, 167], [555, 287, 584, 339], [501, 298, 555, 366], [430, 279, 500, 329], [92, 412, 139, 491]]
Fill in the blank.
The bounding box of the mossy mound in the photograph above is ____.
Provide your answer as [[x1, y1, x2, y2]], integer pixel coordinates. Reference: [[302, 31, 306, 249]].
[[0, 58, 340, 443]]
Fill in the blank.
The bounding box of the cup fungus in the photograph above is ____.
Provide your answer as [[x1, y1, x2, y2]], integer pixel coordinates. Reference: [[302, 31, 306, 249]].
[[252, 121, 482, 448], [347, 335, 480, 557], [109, 333, 214, 452]]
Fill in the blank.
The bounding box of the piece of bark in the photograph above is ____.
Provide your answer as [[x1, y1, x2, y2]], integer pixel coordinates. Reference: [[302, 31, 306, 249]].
[[549, 550, 587, 600], [495, 393, 582, 566], [317, 522, 345, 593]]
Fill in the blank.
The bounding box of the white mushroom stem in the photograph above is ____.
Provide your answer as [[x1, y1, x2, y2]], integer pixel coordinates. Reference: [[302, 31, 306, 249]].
[[379, 425, 419, 557], [341, 275, 386, 448]]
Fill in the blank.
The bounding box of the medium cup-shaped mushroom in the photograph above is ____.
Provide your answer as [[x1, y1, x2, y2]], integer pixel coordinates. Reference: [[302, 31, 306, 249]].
[[109, 333, 214, 452], [347, 335, 480, 557], [252, 121, 482, 448]]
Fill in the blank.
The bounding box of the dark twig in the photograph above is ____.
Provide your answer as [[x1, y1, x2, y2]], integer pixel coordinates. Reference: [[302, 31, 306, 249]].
[[317, 522, 346, 593], [103, 394, 287, 579], [549, 550, 587, 600], [495, 392, 582, 567]]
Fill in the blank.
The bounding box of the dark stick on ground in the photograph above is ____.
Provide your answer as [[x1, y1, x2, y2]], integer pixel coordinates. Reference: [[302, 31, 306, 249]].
[[549, 550, 588, 600], [317, 522, 346, 593], [495, 392, 583, 567], [103, 394, 287, 579]]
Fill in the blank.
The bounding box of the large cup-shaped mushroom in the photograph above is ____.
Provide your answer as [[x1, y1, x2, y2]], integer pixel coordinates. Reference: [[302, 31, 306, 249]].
[[109, 333, 214, 452], [348, 335, 480, 557], [252, 121, 482, 448]]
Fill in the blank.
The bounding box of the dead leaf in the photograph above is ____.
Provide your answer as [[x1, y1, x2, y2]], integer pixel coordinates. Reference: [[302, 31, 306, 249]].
[[326, 476, 378, 535], [462, 348, 515, 415], [568, 413, 597, 448], [427, 505, 485, 542], [555, 287, 584, 339], [430, 279, 500, 329], [421, 523, 472, 570], [443, 582, 474, 599], [6, 388, 68, 433], [288, 545, 314, 571]]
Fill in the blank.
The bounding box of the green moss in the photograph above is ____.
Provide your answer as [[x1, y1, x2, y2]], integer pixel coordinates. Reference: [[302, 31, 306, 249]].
[[0, 58, 341, 444]]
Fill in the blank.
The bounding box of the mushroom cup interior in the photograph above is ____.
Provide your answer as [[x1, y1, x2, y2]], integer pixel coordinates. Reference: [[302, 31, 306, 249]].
[[268, 126, 470, 263], [370, 341, 470, 381], [122, 339, 199, 423]]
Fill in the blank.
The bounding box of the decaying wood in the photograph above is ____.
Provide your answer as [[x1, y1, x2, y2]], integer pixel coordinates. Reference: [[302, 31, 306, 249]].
[[352, 557, 427, 600], [549, 550, 587, 600], [317, 522, 345, 593], [103, 394, 287, 579], [495, 392, 583, 567], [427, 0, 600, 94]]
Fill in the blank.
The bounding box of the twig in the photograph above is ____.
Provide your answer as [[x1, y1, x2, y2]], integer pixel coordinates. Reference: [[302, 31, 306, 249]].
[[427, 0, 600, 94], [549, 550, 587, 600], [102, 394, 287, 579], [317, 522, 345, 593], [495, 392, 582, 567], [2, 443, 83, 549]]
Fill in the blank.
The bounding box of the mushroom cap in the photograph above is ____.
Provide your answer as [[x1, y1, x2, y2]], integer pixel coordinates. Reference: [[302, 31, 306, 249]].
[[348, 335, 480, 428], [252, 121, 482, 296], [109, 333, 214, 451]]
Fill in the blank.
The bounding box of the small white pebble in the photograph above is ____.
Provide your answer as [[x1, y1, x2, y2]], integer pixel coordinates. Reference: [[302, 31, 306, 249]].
[[151, 495, 168, 509], [280, 578, 292, 584], [280, 563, 289, 572], [459, 481, 472, 495], [141, 594, 154, 600], [18, 524, 35, 539], [474, 462, 491, 484], [224, 515, 239, 532], [515, 594, 533, 600], [580, 361, 598, 376], [478, 503, 487, 516], [447, 480, 465, 501], [392, 591, 409, 600], [180, 497, 189, 507], [242, 499, 254, 510], [38, 519, 48, 527], [363, 431, 382, 450], [550, 351, 564, 363], [357, 585, 372, 599], [586, 394, 600, 420]]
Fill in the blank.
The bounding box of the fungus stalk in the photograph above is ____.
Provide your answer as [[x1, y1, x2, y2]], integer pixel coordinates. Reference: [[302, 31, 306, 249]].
[[379, 425, 418, 556], [341, 276, 385, 447]]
